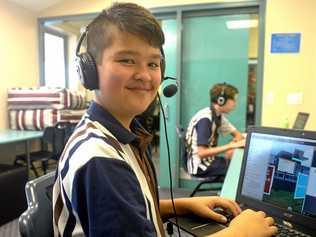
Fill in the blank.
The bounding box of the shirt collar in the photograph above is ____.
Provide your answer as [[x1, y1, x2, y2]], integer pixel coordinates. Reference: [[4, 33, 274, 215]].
[[87, 101, 152, 148], [87, 101, 135, 144]]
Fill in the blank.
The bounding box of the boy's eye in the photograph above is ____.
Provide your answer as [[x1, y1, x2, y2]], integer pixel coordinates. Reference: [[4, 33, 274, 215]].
[[119, 59, 135, 64], [149, 62, 160, 69]]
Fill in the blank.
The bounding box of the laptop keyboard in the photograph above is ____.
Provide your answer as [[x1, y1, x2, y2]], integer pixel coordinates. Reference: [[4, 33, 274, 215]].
[[275, 223, 311, 237]]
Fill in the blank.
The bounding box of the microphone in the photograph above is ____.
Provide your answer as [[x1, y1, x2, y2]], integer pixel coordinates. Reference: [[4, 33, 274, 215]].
[[163, 84, 178, 97], [162, 76, 178, 97]]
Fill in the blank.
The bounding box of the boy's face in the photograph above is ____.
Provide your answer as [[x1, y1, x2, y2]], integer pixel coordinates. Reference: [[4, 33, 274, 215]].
[[96, 28, 162, 120]]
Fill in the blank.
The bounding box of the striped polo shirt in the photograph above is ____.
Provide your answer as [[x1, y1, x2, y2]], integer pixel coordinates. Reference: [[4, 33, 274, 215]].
[[185, 107, 236, 175], [52, 101, 164, 236]]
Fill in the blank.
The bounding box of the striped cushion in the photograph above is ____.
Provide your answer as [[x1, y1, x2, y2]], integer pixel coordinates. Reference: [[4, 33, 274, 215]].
[[9, 109, 85, 130], [8, 87, 86, 110]]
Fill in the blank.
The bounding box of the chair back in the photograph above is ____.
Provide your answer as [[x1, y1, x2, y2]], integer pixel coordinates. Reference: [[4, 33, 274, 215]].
[[52, 122, 76, 157], [19, 172, 55, 237], [42, 122, 76, 159], [176, 126, 188, 171]]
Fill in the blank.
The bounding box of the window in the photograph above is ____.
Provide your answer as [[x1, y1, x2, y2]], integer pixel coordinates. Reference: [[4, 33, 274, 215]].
[[39, 27, 68, 88], [44, 32, 67, 88]]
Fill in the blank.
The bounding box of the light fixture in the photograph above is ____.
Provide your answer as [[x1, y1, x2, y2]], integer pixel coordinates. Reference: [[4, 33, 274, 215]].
[[226, 19, 258, 29]]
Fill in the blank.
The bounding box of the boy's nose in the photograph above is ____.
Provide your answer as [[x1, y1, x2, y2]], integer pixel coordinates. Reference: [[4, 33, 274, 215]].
[[134, 65, 151, 81]]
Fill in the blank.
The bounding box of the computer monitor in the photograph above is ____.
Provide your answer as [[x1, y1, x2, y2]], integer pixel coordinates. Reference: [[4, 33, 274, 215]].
[[237, 126, 316, 234], [293, 112, 309, 129]]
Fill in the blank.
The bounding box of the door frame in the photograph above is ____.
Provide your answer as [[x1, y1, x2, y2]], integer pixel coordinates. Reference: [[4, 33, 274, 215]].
[[152, 1, 266, 188]]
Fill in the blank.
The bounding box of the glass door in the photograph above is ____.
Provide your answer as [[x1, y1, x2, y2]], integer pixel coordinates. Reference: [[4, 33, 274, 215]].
[[179, 12, 259, 187]]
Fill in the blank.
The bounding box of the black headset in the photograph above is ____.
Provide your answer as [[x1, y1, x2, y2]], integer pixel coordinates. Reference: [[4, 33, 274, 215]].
[[213, 82, 227, 106], [75, 28, 166, 90]]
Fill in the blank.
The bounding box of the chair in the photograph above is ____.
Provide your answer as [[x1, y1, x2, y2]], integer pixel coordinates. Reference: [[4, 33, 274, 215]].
[[176, 126, 224, 197], [0, 164, 28, 226], [19, 171, 55, 237], [14, 122, 76, 177]]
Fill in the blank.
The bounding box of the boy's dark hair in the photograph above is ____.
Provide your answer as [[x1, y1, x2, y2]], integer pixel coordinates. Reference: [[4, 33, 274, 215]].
[[210, 83, 239, 104], [87, 2, 165, 64]]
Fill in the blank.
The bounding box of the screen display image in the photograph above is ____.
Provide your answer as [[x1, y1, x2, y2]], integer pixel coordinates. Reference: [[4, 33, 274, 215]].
[[241, 133, 316, 218]]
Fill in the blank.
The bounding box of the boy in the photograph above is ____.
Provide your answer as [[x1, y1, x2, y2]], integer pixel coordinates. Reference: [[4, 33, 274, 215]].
[[186, 83, 245, 177], [53, 3, 276, 237]]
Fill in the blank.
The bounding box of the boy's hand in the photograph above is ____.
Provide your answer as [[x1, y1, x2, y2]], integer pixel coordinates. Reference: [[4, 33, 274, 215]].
[[176, 196, 241, 224], [228, 209, 278, 237], [229, 139, 245, 149]]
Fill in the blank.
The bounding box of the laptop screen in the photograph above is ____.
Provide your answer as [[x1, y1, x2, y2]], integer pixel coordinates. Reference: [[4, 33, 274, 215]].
[[293, 112, 309, 129], [237, 127, 316, 231]]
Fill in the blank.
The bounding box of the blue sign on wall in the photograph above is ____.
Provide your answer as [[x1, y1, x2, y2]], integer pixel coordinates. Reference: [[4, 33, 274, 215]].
[[271, 33, 301, 53]]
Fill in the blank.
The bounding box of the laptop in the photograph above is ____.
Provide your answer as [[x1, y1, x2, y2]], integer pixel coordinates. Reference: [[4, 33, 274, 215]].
[[292, 112, 309, 129], [169, 126, 316, 236], [236, 126, 316, 236]]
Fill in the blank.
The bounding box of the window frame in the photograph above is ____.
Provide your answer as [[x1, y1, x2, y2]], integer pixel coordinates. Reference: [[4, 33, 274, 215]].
[[38, 24, 69, 88]]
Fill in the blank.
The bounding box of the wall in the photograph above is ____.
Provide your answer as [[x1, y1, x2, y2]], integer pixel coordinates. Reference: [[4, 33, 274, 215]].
[[248, 26, 258, 59], [39, 0, 243, 17], [263, 0, 316, 129], [0, 1, 38, 129]]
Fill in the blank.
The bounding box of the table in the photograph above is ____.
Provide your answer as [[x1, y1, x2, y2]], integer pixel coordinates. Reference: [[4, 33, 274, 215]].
[[220, 148, 244, 200], [0, 129, 43, 179]]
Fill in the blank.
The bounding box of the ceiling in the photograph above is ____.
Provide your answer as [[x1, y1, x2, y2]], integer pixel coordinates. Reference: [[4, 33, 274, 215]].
[[8, 0, 91, 34], [8, 0, 92, 35], [53, 19, 91, 35], [8, 0, 63, 12]]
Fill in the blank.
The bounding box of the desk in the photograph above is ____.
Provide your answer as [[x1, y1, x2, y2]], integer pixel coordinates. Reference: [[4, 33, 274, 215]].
[[0, 130, 43, 179], [220, 148, 244, 200]]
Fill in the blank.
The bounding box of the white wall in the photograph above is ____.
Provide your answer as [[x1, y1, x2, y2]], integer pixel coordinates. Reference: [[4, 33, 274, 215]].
[[263, 0, 316, 129], [0, 1, 38, 129]]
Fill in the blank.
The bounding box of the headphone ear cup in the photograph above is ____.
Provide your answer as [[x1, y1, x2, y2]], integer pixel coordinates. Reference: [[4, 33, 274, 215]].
[[217, 95, 226, 106], [76, 52, 99, 90], [216, 83, 227, 106]]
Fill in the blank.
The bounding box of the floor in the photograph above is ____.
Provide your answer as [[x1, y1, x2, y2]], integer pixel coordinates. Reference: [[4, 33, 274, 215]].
[[0, 219, 20, 237]]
